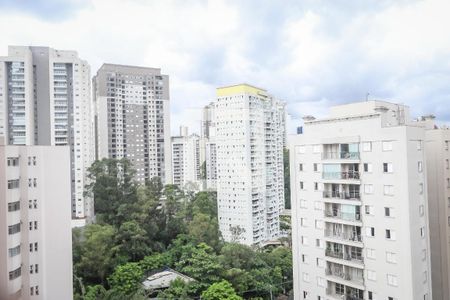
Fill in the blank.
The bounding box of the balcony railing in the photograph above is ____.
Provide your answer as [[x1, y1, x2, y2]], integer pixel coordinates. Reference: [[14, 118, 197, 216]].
[[326, 289, 364, 300], [323, 191, 360, 200], [322, 171, 360, 180], [325, 268, 364, 284], [325, 210, 361, 222], [324, 230, 363, 243], [322, 152, 360, 160]]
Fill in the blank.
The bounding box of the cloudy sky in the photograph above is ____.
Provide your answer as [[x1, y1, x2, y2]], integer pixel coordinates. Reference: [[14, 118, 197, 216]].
[[1, 0, 449, 134]]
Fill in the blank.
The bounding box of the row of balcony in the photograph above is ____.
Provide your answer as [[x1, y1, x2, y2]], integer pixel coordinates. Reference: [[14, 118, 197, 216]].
[[323, 171, 360, 180], [323, 190, 360, 200], [324, 229, 362, 243], [322, 151, 360, 160], [325, 210, 361, 222], [325, 249, 364, 264]]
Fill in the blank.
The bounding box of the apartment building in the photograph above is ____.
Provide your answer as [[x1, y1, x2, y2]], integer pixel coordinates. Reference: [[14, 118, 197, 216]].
[[422, 118, 450, 300], [93, 64, 172, 184], [171, 126, 202, 190], [0, 142, 73, 300], [0, 46, 95, 226], [202, 103, 218, 190], [290, 101, 432, 300], [214, 84, 285, 245]]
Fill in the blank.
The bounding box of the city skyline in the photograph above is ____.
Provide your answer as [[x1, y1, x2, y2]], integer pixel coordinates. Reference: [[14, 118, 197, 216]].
[[1, 0, 450, 135]]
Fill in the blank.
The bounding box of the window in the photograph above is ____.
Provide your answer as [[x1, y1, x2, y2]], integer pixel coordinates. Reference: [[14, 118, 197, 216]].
[[7, 179, 20, 189], [302, 272, 310, 282], [386, 251, 397, 263], [382, 141, 393, 151], [386, 229, 396, 240], [300, 182, 304, 190], [387, 274, 398, 286], [383, 163, 393, 173], [33, 199, 37, 209], [300, 218, 307, 227], [367, 270, 376, 281], [364, 184, 374, 194], [301, 236, 308, 245], [384, 185, 394, 195], [419, 205, 425, 216], [315, 220, 323, 229], [446, 141, 449, 150], [30, 243, 33, 252], [8, 245, 20, 257], [298, 146, 306, 154], [313, 145, 321, 153], [34, 243, 38, 252], [368, 291, 374, 300], [365, 205, 374, 215], [300, 200, 307, 208], [367, 248, 376, 259], [30, 265, 34, 274], [385, 207, 393, 217], [314, 182, 318, 191], [316, 258, 325, 267], [317, 277, 326, 287], [422, 249, 427, 261], [316, 239, 323, 248], [366, 227, 375, 237], [314, 201, 322, 210], [301, 254, 307, 263], [313, 163, 318, 172], [419, 183, 424, 194], [9, 267, 21, 280], [446, 159, 449, 169], [8, 201, 20, 212], [29, 222, 33, 231], [7, 157, 19, 166], [418, 161, 423, 172], [8, 223, 20, 235], [420, 226, 425, 237], [299, 163, 303, 171], [35, 264, 38, 273], [362, 142, 372, 152], [30, 287, 34, 296], [364, 163, 372, 172]]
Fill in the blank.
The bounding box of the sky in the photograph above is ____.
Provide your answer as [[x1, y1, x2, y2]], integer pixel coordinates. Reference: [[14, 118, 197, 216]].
[[0, 0, 449, 134]]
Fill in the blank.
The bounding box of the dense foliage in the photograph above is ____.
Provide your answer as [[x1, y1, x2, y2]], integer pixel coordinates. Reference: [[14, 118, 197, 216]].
[[74, 158, 293, 299]]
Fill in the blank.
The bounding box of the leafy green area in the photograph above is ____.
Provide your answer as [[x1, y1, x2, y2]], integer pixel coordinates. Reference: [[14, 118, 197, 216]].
[[74, 158, 293, 299]]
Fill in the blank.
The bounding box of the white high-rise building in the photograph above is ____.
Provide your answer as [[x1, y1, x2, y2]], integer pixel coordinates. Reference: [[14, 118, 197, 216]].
[[171, 126, 202, 191], [202, 103, 217, 190], [289, 101, 432, 300], [0, 141, 73, 300], [214, 84, 285, 245], [93, 64, 172, 184], [0, 46, 95, 226], [421, 117, 450, 300]]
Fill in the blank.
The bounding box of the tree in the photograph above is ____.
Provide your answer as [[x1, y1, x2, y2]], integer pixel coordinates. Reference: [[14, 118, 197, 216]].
[[176, 243, 222, 289], [229, 225, 246, 243], [115, 221, 151, 261], [157, 278, 193, 299], [201, 280, 242, 300], [84, 285, 107, 300], [108, 262, 144, 295], [74, 224, 119, 285], [139, 253, 170, 274], [85, 158, 139, 226], [188, 213, 221, 250]]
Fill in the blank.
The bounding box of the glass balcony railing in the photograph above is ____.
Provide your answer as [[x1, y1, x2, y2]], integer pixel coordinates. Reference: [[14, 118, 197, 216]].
[[324, 230, 362, 243], [323, 191, 360, 200], [325, 268, 364, 284], [325, 210, 361, 222], [322, 171, 360, 180], [322, 152, 360, 160]]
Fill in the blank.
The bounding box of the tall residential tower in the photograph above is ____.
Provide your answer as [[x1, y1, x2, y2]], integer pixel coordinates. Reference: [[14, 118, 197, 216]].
[[0, 46, 95, 225], [214, 84, 285, 245], [290, 101, 432, 300], [93, 64, 172, 184]]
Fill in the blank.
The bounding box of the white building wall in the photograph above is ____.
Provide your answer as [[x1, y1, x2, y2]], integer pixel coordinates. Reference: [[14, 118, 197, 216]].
[[214, 84, 285, 245], [171, 133, 202, 191], [0, 143, 73, 300], [290, 101, 432, 300]]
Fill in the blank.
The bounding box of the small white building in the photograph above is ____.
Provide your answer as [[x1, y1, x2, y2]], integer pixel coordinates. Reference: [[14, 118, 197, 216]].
[[289, 101, 432, 300], [0, 141, 73, 300]]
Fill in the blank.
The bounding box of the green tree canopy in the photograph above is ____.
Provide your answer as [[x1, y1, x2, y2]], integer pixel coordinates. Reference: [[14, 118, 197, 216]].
[[201, 280, 242, 300]]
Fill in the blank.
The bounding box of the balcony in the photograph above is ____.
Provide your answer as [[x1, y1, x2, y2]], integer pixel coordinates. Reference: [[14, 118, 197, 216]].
[[323, 171, 360, 181], [326, 289, 363, 300], [325, 210, 361, 222], [323, 191, 360, 200], [325, 268, 364, 285], [325, 230, 362, 243], [322, 152, 360, 160]]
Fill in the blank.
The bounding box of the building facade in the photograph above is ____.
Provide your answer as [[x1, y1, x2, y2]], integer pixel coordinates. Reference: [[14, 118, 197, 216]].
[[171, 127, 202, 190], [422, 119, 450, 300], [289, 101, 432, 300], [93, 64, 172, 184], [0, 142, 73, 300], [214, 84, 285, 245], [0, 46, 95, 225]]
